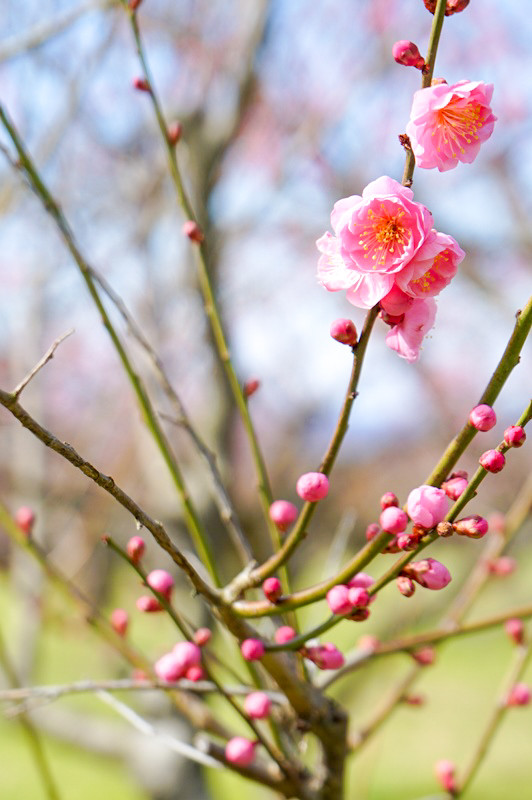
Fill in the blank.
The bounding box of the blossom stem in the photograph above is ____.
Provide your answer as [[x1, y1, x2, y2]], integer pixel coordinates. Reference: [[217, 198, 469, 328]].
[[402, 0, 448, 186], [424, 295, 532, 488], [123, 5, 276, 543]]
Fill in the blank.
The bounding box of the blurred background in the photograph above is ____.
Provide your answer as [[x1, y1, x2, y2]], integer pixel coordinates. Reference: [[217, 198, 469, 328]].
[[0, 0, 531, 798]]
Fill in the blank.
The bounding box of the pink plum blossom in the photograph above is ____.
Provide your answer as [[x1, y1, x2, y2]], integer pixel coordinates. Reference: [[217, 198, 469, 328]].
[[406, 80, 496, 171], [385, 298, 437, 363], [394, 231, 464, 298], [407, 485, 449, 529]]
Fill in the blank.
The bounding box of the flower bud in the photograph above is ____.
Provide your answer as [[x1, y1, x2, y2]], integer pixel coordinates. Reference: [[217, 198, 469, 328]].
[[382, 536, 401, 553], [403, 694, 425, 706], [380, 492, 399, 510], [269, 500, 298, 532], [241, 638, 265, 661], [132, 76, 150, 92], [434, 759, 457, 793], [358, 635, 379, 653], [155, 652, 184, 682], [424, 0, 469, 15], [487, 556, 516, 577], [347, 572, 376, 602], [407, 485, 449, 529], [306, 642, 344, 670], [182, 220, 204, 243], [504, 425, 526, 448], [469, 404, 497, 431], [243, 378, 260, 398], [505, 618, 524, 646], [172, 641, 201, 672], [347, 587, 370, 608], [185, 665, 204, 682], [365, 522, 380, 542], [441, 474, 468, 500], [347, 607, 370, 622], [405, 558, 452, 590], [126, 535, 145, 563], [412, 646, 436, 666], [274, 626, 296, 644], [488, 512, 506, 535], [379, 506, 408, 534], [110, 608, 129, 637], [225, 737, 256, 766], [14, 506, 35, 536], [453, 514, 489, 539], [244, 691, 271, 720], [506, 683, 531, 707], [128, 0, 143, 9], [330, 318, 358, 346], [167, 121, 183, 146], [397, 575, 416, 597], [479, 449, 505, 473], [193, 627, 212, 647], [136, 595, 163, 612], [263, 577, 282, 603], [296, 472, 329, 502], [436, 521, 454, 537], [396, 532, 421, 551], [392, 40, 426, 70], [326, 585, 353, 615], [147, 569, 174, 600]]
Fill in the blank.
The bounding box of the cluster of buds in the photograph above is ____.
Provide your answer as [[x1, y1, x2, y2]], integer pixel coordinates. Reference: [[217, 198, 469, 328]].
[[136, 569, 174, 612], [326, 573, 375, 617], [154, 640, 203, 683], [303, 642, 345, 670]]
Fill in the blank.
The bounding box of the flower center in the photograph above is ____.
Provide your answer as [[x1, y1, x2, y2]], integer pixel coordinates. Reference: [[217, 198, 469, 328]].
[[358, 205, 409, 267], [433, 99, 484, 157]]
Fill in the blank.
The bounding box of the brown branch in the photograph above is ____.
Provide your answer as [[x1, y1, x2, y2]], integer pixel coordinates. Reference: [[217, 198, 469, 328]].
[[12, 329, 74, 399]]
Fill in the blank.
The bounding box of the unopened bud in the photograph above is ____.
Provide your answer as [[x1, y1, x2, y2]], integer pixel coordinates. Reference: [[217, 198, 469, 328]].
[[504, 618, 524, 646], [405, 558, 452, 590], [167, 121, 183, 146], [441, 474, 468, 500], [365, 522, 380, 542], [185, 665, 204, 682], [506, 683, 531, 707], [397, 532, 422, 551], [403, 693, 425, 706], [128, 0, 143, 9], [269, 500, 298, 532], [358, 634, 379, 653], [296, 472, 329, 502], [225, 737, 256, 766], [274, 626, 296, 644], [469, 404, 497, 432], [241, 638, 264, 661], [397, 575, 416, 597], [453, 514, 489, 539], [487, 556, 516, 576], [147, 569, 174, 600], [193, 628, 212, 647], [132, 76, 150, 92], [434, 759, 457, 793], [182, 220, 204, 243], [392, 40, 426, 70], [244, 690, 271, 720], [15, 506, 35, 536], [263, 577, 282, 603], [136, 595, 163, 613], [479, 449, 505, 473], [379, 506, 408, 534], [504, 425, 526, 448], [330, 318, 358, 346], [424, 0, 470, 15], [110, 608, 129, 637], [412, 646, 435, 666], [436, 521, 454, 537], [380, 491, 399, 510], [127, 535, 145, 563], [243, 378, 260, 398]]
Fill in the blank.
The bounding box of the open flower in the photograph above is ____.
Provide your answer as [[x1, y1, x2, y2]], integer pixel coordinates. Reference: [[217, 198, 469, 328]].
[[406, 80, 496, 171], [385, 298, 437, 362]]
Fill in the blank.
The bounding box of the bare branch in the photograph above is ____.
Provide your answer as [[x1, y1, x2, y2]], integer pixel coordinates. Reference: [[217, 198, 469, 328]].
[[12, 329, 74, 399]]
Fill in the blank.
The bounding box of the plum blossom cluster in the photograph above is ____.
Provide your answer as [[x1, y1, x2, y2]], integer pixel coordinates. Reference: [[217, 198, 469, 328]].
[[317, 176, 465, 362]]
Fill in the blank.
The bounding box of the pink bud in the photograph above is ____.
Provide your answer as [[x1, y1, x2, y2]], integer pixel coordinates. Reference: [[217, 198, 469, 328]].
[[403, 694, 425, 706], [479, 449, 506, 473], [274, 626, 296, 644], [365, 522, 380, 542], [243, 378, 260, 398], [445, 0, 470, 13], [167, 121, 183, 146], [147, 569, 174, 600], [172, 641, 202, 671], [326, 585, 353, 615], [306, 643, 344, 670], [505, 618, 524, 646], [193, 628, 212, 647], [244, 691, 271, 720], [397, 532, 421, 551], [379, 506, 408, 534], [488, 512, 506, 535], [347, 587, 370, 608], [506, 683, 531, 707], [407, 485, 449, 529], [469, 404, 497, 432], [358, 635, 379, 653], [330, 318, 358, 346], [225, 737, 256, 767], [269, 500, 298, 532], [296, 472, 329, 502], [136, 595, 163, 613], [347, 572, 375, 594], [392, 40, 426, 69], [132, 668, 148, 682], [453, 514, 489, 539], [110, 608, 129, 637], [14, 506, 35, 536], [241, 638, 264, 661], [382, 536, 401, 553], [263, 577, 282, 603], [127, 536, 145, 563], [504, 425, 526, 448], [182, 220, 204, 243], [412, 646, 436, 666], [132, 76, 150, 92], [380, 492, 399, 510], [487, 556, 516, 577], [441, 475, 468, 501], [406, 558, 452, 590], [129, 0, 143, 9], [397, 575, 416, 597], [154, 652, 184, 682], [434, 759, 456, 793], [185, 665, 204, 682]]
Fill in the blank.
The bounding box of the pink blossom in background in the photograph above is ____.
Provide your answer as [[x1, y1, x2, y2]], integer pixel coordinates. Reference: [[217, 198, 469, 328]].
[[407, 485, 449, 528], [385, 298, 437, 363], [406, 80, 497, 171]]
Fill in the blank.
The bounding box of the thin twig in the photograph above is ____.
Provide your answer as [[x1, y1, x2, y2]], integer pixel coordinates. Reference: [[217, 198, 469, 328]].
[[12, 329, 74, 399]]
